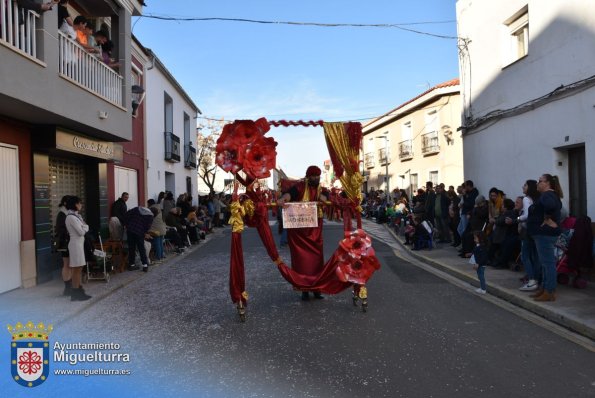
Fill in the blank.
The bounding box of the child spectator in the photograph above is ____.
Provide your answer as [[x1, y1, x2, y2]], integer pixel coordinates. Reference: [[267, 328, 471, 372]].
[[472, 231, 489, 294], [411, 217, 432, 250]]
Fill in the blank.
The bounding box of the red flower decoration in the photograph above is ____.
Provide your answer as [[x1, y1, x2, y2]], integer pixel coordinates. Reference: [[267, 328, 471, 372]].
[[339, 229, 373, 259], [335, 229, 380, 284], [243, 136, 277, 179], [215, 118, 276, 178]]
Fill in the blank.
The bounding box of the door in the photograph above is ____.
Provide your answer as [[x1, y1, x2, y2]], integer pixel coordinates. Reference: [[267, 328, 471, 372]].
[[48, 157, 86, 224], [568, 146, 587, 217], [165, 171, 175, 195], [115, 166, 138, 208], [0, 144, 21, 293]]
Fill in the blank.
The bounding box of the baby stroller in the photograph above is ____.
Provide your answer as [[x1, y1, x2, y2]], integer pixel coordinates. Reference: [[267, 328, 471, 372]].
[[82, 233, 111, 283], [556, 216, 592, 288]]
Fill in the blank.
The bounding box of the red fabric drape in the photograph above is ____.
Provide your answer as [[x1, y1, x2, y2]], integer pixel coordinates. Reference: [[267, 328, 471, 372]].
[[229, 232, 246, 305]]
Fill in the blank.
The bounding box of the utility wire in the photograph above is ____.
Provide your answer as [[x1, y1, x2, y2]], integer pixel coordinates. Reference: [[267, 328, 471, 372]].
[[140, 14, 458, 39]]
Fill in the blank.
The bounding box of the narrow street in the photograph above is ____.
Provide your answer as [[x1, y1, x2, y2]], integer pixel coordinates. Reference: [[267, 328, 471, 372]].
[[38, 221, 595, 398]]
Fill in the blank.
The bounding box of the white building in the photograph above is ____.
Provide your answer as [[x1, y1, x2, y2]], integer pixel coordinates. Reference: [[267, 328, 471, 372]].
[[457, 0, 593, 217], [143, 49, 201, 203], [362, 79, 463, 198]]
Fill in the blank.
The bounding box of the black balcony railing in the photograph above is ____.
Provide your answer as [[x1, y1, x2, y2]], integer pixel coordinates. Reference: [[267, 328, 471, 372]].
[[364, 152, 375, 168], [421, 131, 440, 155], [164, 132, 180, 162], [398, 140, 413, 160], [378, 148, 390, 165], [184, 143, 197, 169]]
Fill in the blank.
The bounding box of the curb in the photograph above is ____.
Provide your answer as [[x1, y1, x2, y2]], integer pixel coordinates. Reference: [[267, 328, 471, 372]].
[[383, 224, 595, 341]]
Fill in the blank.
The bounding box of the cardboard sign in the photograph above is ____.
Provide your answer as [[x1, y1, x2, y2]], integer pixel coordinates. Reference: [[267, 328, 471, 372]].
[[282, 202, 318, 229]]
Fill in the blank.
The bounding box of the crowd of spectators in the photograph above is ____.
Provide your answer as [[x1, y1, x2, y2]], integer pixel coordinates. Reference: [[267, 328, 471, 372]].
[[364, 174, 593, 302]]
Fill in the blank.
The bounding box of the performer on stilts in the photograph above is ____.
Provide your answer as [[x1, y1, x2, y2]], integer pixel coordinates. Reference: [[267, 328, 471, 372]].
[[277, 165, 329, 300]]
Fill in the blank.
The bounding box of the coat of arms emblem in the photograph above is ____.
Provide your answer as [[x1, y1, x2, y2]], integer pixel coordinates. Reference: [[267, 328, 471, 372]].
[[7, 321, 52, 388]]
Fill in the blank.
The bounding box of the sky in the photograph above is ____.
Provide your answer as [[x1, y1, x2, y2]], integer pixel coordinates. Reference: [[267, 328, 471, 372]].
[[132, 1, 459, 177]]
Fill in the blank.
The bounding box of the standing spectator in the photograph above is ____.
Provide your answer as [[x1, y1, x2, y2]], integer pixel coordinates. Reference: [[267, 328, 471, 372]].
[[111, 192, 128, 225], [124, 206, 154, 272], [391, 188, 400, 204], [423, 181, 436, 223], [64, 196, 91, 301], [73, 16, 98, 54], [528, 174, 563, 302], [472, 231, 489, 294], [460, 195, 488, 258], [148, 205, 167, 262], [156, 191, 166, 208], [206, 193, 216, 226], [17, 0, 58, 13], [434, 184, 451, 243], [458, 180, 479, 240], [161, 192, 175, 220], [179, 194, 192, 218], [519, 180, 541, 291], [54, 195, 72, 296], [449, 185, 463, 247], [491, 198, 520, 268]]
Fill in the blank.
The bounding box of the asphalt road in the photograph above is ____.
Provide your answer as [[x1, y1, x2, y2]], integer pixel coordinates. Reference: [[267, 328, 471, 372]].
[[52, 221, 595, 398]]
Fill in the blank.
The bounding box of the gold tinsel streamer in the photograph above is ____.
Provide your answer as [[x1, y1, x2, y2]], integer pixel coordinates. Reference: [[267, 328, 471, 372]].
[[229, 200, 246, 233], [323, 123, 363, 211]]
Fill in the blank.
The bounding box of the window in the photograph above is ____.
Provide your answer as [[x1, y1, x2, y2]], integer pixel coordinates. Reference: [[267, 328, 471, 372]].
[[164, 92, 173, 133], [504, 8, 528, 65], [425, 110, 439, 134], [183, 112, 190, 146], [402, 121, 412, 141], [410, 173, 418, 194], [429, 171, 439, 186]]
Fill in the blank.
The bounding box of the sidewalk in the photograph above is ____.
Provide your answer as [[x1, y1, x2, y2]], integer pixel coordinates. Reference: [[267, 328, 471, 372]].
[[384, 224, 595, 341], [0, 228, 227, 327]]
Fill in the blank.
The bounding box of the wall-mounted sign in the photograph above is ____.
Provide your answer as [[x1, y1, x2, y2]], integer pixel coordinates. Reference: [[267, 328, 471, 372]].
[[56, 129, 122, 161]]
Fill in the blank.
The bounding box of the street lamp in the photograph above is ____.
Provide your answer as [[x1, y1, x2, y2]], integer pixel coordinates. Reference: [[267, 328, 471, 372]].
[[375, 134, 390, 204]]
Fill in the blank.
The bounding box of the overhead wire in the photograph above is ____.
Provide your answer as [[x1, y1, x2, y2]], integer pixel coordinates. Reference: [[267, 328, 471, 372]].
[[139, 13, 459, 40]]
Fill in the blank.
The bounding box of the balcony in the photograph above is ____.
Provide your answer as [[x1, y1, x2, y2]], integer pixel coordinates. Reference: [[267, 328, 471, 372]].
[[421, 131, 440, 155], [0, 1, 40, 60], [184, 143, 197, 169], [398, 140, 414, 160], [164, 132, 181, 162], [58, 32, 123, 107], [364, 152, 375, 168], [378, 148, 390, 165]]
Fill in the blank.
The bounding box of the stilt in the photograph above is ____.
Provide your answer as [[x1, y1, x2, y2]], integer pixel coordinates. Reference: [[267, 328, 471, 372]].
[[236, 301, 246, 322]]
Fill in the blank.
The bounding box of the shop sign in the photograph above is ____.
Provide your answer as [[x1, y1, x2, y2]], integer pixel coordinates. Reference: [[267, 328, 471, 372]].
[[56, 130, 122, 161]]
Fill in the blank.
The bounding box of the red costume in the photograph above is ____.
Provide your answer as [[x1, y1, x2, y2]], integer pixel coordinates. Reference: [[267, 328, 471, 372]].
[[284, 166, 328, 281]]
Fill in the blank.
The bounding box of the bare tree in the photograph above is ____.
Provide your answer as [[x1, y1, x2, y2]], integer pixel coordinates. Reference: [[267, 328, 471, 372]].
[[196, 119, 225, 194]]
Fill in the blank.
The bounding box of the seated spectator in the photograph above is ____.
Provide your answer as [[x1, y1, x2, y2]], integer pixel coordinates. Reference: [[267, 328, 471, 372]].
[[186, 207, 204, 244], [411, 217, 432, 250], [165, 207, 189, 250], [197, 205, 212, 233]]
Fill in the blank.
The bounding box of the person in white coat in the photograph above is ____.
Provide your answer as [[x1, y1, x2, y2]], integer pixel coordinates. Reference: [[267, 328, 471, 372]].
[[64, 196, 92, 301]]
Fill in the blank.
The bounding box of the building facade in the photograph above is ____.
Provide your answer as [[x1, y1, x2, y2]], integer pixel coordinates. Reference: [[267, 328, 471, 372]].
[[143, 50, 200, 204], [362, 79, 463, 199], [457, 0, 593, 217], [0, 0, 143, 292]]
